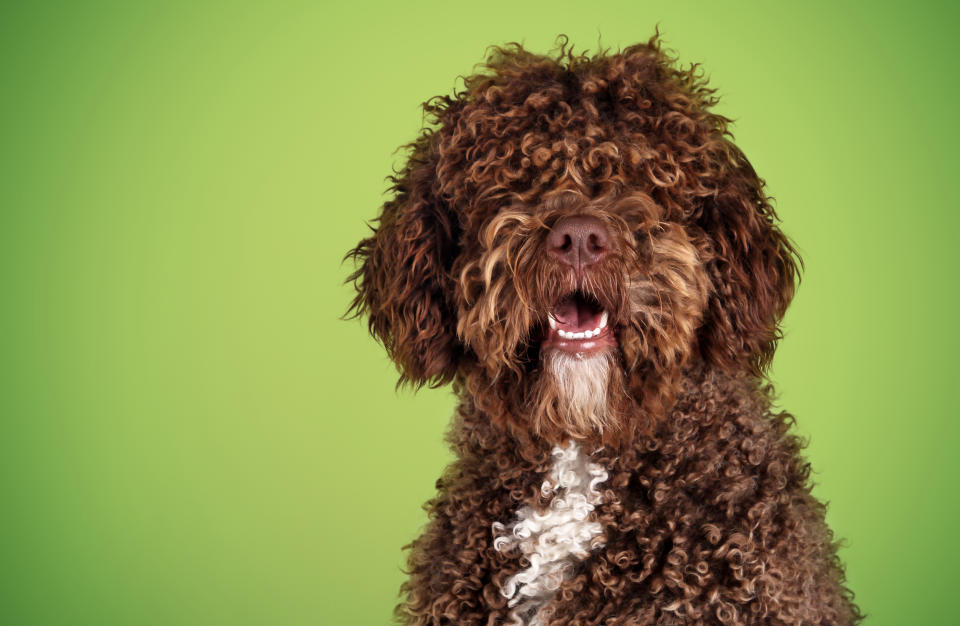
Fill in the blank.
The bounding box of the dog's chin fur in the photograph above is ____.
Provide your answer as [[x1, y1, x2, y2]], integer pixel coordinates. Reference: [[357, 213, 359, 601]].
[[533, 348, 622, 441]]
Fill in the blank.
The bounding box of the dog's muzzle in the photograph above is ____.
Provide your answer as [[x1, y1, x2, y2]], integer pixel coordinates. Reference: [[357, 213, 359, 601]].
[[541, 216, 617, 356]]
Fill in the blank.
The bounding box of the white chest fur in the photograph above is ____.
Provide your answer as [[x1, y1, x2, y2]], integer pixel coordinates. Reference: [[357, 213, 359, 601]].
[[492, 442, 608, 625]]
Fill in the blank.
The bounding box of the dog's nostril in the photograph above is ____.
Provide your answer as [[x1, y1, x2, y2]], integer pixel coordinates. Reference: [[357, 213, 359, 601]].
[[547, 216, 610, 270], [587, 234, 606, 253]]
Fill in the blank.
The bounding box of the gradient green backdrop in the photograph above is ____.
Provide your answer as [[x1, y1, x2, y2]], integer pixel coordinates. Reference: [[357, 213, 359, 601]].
[[2, 1, 957, 624]]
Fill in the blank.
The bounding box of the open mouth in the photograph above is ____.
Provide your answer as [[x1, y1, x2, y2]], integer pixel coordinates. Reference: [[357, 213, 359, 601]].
[[541, 291, 617, 355]]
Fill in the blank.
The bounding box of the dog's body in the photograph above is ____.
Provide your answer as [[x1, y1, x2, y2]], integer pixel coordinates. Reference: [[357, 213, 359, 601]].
[[349, 37, 861, 624]]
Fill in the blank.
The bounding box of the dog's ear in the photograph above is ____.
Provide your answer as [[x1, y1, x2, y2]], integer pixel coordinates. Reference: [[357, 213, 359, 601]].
[[697, 154, 802, 376], [346, 133, 461, 387]]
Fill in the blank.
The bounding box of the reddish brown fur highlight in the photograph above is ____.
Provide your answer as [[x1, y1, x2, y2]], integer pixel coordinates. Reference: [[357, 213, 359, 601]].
[[348, 34, 859, 624]]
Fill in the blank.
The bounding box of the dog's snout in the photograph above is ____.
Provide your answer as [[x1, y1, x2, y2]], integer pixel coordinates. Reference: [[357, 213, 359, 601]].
[[547, 216, 610, 270]]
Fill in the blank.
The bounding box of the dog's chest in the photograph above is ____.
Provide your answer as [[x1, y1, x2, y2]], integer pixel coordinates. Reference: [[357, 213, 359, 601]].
[[492, 443, 608, 625]]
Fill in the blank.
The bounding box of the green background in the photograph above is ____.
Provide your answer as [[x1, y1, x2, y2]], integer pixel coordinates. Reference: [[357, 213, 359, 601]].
[[1, 1, 957, 623]]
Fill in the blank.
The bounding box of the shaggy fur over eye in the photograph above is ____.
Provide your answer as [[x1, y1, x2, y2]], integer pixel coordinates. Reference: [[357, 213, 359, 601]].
[[348, 34, 861, 625]]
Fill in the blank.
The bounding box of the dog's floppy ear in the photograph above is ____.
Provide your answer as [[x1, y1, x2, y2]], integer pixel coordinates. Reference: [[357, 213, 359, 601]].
[[697, 152, 801, 376], [347, 133, 461, 387]]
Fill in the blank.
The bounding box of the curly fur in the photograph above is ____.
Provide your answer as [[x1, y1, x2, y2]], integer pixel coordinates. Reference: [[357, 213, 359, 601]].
[[348, 34, 861, 624], [493, 441, 608, 625]]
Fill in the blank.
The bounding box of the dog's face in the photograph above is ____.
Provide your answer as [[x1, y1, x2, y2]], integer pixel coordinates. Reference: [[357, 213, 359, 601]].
[[349, 39, 799, 444]]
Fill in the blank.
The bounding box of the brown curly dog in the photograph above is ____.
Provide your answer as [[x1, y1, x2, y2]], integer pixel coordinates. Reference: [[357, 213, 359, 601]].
[[348, 35, 861, 625]]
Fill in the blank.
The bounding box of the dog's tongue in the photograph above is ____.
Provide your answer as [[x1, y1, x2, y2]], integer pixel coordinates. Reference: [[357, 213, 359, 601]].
[[552, 295, 604, 331]]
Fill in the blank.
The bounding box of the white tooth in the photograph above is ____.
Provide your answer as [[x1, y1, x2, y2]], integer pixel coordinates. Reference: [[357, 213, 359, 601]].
[[573, 332, 585, 339], [584, 330, 594, 338], [548, 315, 558, 329], [592, 327, 601, 335], [599, 311, 608, 328], [558, 329, 569, 338]]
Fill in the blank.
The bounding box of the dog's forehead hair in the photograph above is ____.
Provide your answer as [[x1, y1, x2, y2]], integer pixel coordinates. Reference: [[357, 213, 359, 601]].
[[429, 49, 731, 227]]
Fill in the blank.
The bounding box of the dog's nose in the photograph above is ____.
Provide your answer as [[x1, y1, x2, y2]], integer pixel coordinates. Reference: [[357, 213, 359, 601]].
[[547, 216, 610, 270]]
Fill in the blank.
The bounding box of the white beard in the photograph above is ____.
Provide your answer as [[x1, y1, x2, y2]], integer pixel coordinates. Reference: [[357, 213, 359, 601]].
[[545, 350, 617, 435]]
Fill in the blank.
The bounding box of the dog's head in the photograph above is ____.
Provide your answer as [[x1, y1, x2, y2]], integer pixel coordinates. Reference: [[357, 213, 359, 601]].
[[348, 37, 799, 445]]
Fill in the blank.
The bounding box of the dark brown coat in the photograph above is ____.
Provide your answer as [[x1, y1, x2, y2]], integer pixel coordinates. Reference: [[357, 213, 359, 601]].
[[348, 35, 861, 624]]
